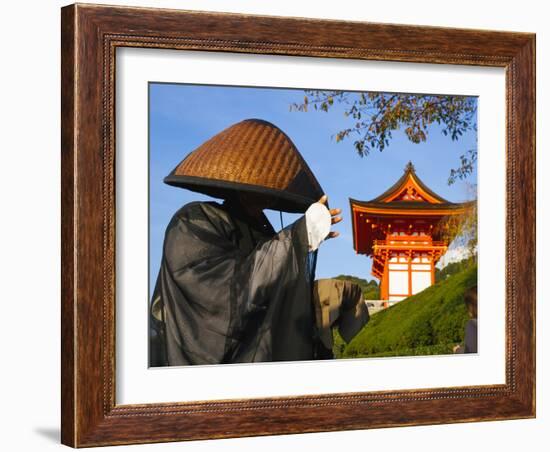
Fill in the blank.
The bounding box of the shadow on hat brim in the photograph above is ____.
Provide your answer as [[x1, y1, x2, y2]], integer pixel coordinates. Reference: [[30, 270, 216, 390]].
[[164, 174, 320, 213]]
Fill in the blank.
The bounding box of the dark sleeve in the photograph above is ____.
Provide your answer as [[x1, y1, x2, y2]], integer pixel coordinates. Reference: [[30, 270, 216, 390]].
[[148, 281, 167, 367], [154, 205, 314, 366]]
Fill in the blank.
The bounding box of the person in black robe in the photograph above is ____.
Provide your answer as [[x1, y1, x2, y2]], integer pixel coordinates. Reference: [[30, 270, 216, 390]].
[[149, 119, 342, 366]]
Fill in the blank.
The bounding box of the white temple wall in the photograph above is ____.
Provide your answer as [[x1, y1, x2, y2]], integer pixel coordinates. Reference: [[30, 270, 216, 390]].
[[388, 270, 408, 299], [411, 271, 432, 294], [387, 254, 434, 301]]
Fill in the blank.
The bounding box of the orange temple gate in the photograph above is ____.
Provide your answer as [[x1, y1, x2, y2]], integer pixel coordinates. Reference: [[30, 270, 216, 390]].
[[350, 162, 473, 305]]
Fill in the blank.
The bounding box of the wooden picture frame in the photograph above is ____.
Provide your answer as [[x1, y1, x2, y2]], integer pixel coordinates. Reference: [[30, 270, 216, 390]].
[[61, 3, 536, 447]]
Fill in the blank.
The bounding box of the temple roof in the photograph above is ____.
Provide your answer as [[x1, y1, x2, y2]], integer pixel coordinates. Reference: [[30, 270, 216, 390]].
[[349, 162, 475, 256], [349, 199, 474, 215], [349, 161, 472, 214]]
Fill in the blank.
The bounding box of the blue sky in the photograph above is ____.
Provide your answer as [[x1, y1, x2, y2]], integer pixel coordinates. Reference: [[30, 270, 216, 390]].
[[149, 83, 477, 295]]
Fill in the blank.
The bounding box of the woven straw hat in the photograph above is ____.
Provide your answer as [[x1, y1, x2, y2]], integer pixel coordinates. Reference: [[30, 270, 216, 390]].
[[164, 119, 324, 213]]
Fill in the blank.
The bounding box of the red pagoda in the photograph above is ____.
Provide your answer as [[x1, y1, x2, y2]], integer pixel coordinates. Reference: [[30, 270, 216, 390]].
[[350, 162, 473, 304]]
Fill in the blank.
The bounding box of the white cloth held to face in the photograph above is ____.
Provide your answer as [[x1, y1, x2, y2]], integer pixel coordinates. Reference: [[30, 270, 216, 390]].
[[305, 202, 332, 251]]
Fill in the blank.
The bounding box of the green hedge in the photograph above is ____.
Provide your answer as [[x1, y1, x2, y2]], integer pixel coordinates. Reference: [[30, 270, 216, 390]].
[[338, 264, 477, 359]]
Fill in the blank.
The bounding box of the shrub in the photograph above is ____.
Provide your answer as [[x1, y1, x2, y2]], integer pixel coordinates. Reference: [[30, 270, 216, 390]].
[[339, 264, 477, 359]]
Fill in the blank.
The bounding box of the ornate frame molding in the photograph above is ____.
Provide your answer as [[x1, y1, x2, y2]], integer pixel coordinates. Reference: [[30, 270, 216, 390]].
[[61, 4, 535, 447]]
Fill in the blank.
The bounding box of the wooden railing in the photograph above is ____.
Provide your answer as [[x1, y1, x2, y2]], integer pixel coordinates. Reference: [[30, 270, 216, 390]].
[[373, 239, 446, 247]]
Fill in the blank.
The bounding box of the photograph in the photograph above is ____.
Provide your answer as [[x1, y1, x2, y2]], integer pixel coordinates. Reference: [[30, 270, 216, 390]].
[[147, 83, 479, 366]]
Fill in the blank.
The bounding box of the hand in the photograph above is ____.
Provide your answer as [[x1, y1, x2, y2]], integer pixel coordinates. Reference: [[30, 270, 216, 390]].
[[318, 195, 342, 239]]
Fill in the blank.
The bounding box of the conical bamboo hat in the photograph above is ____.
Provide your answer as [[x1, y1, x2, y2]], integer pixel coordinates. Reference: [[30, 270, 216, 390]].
[[164, 119, 324, 213]]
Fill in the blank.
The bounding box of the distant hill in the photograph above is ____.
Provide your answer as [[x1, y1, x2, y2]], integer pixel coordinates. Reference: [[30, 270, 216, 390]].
[[334, 274, 380, 300], [334, 264, 477, 359]]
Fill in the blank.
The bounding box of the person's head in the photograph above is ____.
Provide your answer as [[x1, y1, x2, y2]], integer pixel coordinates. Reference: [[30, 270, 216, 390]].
[[222, 192, 276, 221], [464, 286, 477, 319], [237, 192, 276, 212]]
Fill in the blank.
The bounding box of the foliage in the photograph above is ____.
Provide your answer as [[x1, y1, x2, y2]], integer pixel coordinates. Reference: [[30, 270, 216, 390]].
[[353, 343, 457, 358], [448, 149, 477, 185], [435, 257, 475, 283], [334, 274, 380, 299], [290, 91, 477, 184], [362, 287, 380, 300], [438, 184, 478, 258], [332, 329, 347, 359], [338, 264, 477, 359]]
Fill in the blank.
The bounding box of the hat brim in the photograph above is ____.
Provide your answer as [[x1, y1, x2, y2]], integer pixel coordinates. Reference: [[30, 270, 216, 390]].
[[164, 174, 319, 214]]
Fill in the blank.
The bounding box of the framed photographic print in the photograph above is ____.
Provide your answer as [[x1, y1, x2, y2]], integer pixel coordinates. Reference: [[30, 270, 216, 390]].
[[61, 3, 536, 447]]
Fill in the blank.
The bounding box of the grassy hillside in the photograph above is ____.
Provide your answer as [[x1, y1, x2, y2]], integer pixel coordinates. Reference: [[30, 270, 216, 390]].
[[338, 264, 477, 359]]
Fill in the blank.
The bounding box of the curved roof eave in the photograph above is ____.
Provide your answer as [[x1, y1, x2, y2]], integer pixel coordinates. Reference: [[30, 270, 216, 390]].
[[356, 161, 453, 204]]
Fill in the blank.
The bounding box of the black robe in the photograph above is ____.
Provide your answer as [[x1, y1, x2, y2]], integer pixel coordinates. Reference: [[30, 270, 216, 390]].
[[149, 200, 318, 366]]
